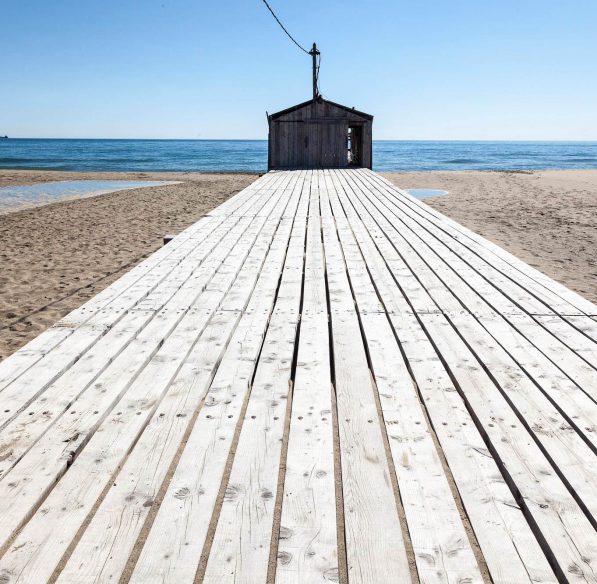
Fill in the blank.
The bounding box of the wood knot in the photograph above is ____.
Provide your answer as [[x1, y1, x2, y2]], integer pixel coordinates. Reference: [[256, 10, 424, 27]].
[[0, 449, 13, 463], [175, 487, 191, 500], [419, 552, 435, 565], [224, 484, 241, 501], [261, 488, 273, 500]]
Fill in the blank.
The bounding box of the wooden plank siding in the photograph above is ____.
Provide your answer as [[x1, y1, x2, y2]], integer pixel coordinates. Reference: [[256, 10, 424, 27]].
[[268, 99, 372, 170], [0, 170, 595, 584]]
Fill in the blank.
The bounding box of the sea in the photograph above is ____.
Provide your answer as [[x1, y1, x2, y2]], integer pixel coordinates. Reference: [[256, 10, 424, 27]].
[[1, 139, 597, 173]]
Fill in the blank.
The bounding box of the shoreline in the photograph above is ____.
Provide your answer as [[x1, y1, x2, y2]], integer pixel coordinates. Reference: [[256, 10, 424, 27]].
[[0, 169, 261, 215], [0, 169, 261, 190], [1, 168, 595, 361]]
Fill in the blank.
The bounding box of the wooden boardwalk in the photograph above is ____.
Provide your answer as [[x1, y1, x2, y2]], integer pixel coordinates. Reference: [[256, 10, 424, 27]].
[[0, 169, 595, 583]]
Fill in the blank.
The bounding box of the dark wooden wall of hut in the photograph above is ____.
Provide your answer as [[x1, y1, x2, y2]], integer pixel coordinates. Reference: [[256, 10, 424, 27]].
[[268, 100, 372, 170]]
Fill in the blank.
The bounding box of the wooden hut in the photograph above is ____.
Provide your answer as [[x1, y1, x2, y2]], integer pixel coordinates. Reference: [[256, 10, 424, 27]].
[[267, 97, 373, 170]]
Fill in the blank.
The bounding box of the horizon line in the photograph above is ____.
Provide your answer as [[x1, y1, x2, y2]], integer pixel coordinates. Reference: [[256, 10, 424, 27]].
[[3, 137, 597, 143]]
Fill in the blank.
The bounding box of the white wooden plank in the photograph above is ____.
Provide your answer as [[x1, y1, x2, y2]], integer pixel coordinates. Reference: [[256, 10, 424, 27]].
[[380, 184, 597, 406], [0, 171, 274, 394], [331, 172, 556, 583], [561, 315, 597, 344], [0, 327, 72, 391], [316, 172, 413, 584], [339, 170, 597, 441], [531, 314, 597, 369], [363, 171, 597, 367], [420, 312, 597, 583], [0, 308, 236, 583], [472, 313, 597, 445], [0, 192, 279, 478], [0, 210, 259, 479], [2, 169, 595, 583], [200, 172, 310, 583], [325, 170, 483, 583], [340, 173, 597, 579], [0, 175, 296, 575], [447, 312, 597, 513], [0, 183, 278, 423], [276, 176, 338, 583], [345, 171, 597, 542], [129, 177, 307, 584], [361, 170, 597, 362], [55, 171, 307, 583], [58, 309, 241, 581]]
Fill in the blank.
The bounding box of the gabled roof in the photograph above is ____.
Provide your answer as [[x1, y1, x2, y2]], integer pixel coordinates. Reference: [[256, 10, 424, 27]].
[[268, 97, 373, 121]]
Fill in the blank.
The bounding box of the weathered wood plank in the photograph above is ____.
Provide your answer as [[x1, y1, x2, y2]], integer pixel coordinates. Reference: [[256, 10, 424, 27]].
[[318, 172, 413, 584], [332, 170, 557, 583], [0, 181, 287, 481], [55, 171, 307, 584], [0, 172, 282, 424], [1, 169, 595, 584], [0, 174, 296, 581], [338, 170, 597, 582], [359, 171, 597, 378], [200, 173, 310, 583], [126, 172, 308, 584], [276, 173, 338, 583], [325, 170, 483, 583], [420, 312, 597, 583], [342, 170, 597, 446]]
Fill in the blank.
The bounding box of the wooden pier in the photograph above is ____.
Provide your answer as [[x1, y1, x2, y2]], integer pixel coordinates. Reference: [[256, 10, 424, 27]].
[[0, 169, 595, 583]]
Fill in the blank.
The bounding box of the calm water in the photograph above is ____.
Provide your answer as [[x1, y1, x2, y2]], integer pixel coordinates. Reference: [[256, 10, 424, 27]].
[[0, 180, 177, 212], [1, 139, 596, 173], [406, 188, 449, 199]]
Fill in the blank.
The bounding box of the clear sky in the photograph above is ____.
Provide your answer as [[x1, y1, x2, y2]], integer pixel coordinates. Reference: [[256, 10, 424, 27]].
[[2, 0, 596, 140]]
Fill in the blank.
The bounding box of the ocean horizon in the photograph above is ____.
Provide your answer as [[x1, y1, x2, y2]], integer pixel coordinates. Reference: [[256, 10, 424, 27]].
[[1, 138, 596, 173]]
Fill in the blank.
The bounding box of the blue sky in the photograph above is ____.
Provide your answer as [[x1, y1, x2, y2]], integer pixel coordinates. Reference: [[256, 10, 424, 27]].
[[1, 0, 596, 139]]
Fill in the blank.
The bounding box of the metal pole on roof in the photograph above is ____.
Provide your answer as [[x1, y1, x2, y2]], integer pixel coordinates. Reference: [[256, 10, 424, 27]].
[[309, 43, 320, 100]]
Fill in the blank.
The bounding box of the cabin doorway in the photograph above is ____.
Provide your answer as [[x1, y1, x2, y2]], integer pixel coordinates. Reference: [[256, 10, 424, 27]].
[[347, 125, 362, 167]]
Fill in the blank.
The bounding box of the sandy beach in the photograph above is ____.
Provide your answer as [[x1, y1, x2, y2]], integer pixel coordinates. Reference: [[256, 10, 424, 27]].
[[0, 170, 256, 360], [0, 168, 595, 361]]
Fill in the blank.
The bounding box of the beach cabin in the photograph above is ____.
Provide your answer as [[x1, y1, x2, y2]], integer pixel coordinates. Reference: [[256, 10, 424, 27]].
[[267, 97, 373, 170]]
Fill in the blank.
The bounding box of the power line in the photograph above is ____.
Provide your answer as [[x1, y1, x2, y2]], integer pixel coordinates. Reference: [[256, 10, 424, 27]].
[[260, 0, 310, 55]]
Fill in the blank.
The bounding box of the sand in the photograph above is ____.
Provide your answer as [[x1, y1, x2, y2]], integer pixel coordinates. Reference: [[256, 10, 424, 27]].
[[0, 168, 595, 362], [383, 170, 597, 305], [0, 170, 257, 361]]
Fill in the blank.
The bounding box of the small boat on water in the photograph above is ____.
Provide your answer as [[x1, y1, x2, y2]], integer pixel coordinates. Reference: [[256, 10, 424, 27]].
[[0, 135, 8, 139]]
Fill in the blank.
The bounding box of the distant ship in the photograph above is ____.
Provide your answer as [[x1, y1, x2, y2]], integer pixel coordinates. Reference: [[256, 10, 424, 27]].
[[0, 135, 7, 139]]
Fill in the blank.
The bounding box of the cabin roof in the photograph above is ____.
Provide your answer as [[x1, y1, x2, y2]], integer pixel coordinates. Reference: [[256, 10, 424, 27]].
[[268, 97, 373, 121]]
